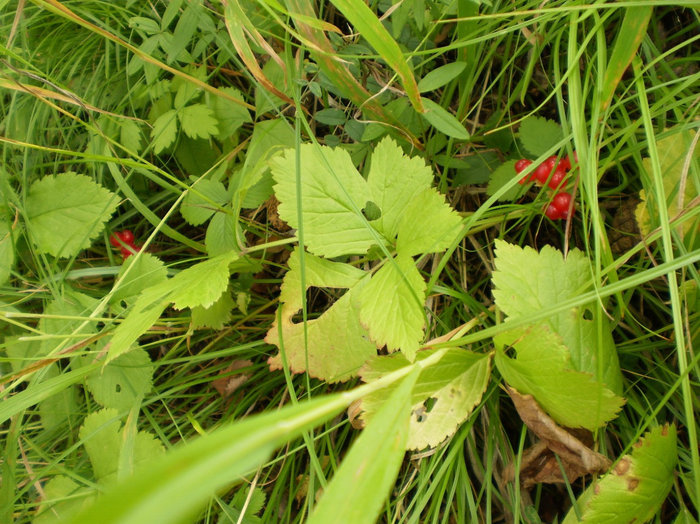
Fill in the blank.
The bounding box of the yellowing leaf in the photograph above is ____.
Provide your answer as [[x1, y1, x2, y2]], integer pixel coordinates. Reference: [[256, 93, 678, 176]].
[[396, 189, 462, 256], [563, 425, 677, 524], [25, 172, 119, 258], [359, 254, 426, 361], [265, 249, 376, 382], [360, 349, 491, 449], [272, 144, 376, 257]]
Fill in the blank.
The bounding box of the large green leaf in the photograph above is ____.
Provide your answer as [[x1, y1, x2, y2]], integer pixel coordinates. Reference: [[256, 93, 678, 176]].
[[271, 144, 376, 257], [25, 172, 119, 258], [308, 370, 418, 524], [492, 240, 622, 393], [562, 425, 677, 523]]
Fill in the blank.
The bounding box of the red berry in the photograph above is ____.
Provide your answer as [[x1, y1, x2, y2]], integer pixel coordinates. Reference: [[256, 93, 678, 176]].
[[120, 230, 135, 244], [534, 158, 556, 184], [120, 244, 142, 259], [552, 192, 573, 212], [515, 159, 533, 184], [545, 204, 562, 220], [560, 152, 578, 171], [547, 167, 567, 189], [515, 159, 532, 174]]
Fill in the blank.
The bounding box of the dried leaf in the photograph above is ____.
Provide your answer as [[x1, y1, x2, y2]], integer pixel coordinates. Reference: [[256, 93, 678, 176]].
[[505, 387, 611, 488], [211, 360, 253, 399]]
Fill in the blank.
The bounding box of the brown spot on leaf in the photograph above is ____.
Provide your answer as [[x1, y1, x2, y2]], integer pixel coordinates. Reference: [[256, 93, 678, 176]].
[[614, 458, 631, 475], [347, 399, 365, 429], [627, 477, 640, 491], [504, 386, 611, 488]]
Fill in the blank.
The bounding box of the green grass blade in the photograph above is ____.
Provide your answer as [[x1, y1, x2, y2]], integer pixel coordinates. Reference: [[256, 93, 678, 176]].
[[329, 0, 423, 113], [600, 6, 653, 111], [308, 369, 419, 524]]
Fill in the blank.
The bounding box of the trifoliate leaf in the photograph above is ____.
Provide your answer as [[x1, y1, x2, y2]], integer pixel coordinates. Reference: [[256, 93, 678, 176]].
[[79, 409, 164, 485], [486, 160, 529, 202], [181, 179, 229, 226], [25, 172, 119, 258], [562, 424, 677, 524], [495, 324, 624, 430], [86, 347, 153, 411], [635, 128, 698, 239], [366, 137, 433, 241], [359, 254, 426, 361], [492, 240, 622, 393], [180, 104, 219, 139], [396, 189, 462, 256], [265, 248, 377, 382], [34, 476, 95, 524], [169, 251, 238, 310], [151, 109, 178, 154], [420, 97, 469, 140], [191, 288, 234, 329], [207, 87, 252, 140], [360, 348, 491, 449], [111, 253, 168, 307], [272, 144, 376, 258], [519, 116, 563, 157], [0, 217, 14, 286]]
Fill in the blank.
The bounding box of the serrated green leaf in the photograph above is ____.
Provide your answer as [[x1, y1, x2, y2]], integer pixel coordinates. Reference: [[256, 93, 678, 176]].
[[179, 104, 218, 139], [366, 136, 433, 241], [207, 87, 252, 139], [360, 348, 491, 449], [635, 128, 698, 239], [492, 240, 622, 393], [175, 136, 219, 177], [420, 97, 469, 140], [40, 290, 99, 356], [39, 364, 80, 432], [359, 254, 426, 361], [486, 160, 529, 202], [170, 251, 238, 310], [519, 116, 563, 157], [218, 487, 265, 524], [79, 409, 164, 485], [495, 324, 623, 430], [25, 173, 119, 258], [181, 179, 229, 226], [205, 212, 238, 256], [308, 370, 418, 524], [34, 476, 95, 524], [0, 217, 14, 286], [562, 425, 677, 524], [168, 4, 200, 63], [151, 109, 178, 153], [265, 249, 376, 382], [418, 62, 467, 93], [111, 253, 168, 306], [86, 348, 153, 411], [191, 289, 234, 329], [396, 189, 462, 256], [272, 144, 376, 258], [119, 119, 143, 153]]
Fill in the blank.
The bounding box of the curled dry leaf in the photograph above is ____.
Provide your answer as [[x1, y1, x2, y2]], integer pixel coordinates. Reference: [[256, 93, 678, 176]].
[[211, 360, 254, 399], [505, 386, 611, 488]]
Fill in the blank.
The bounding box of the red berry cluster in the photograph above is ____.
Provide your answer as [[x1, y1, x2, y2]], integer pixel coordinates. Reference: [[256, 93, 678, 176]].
[[109, 230, 141, 258], [514, 153, 577, 220]]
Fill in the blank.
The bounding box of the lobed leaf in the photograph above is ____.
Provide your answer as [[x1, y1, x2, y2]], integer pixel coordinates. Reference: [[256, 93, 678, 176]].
[[519, 116, 563, 157]]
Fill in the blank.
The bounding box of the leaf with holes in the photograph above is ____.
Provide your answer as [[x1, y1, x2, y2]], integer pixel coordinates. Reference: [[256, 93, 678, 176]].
[[492, 240, 622, 393], [25, 172, 119, 258], [265, 248, 376, 382], [86, 347, 153, 411], [110, 253, 168, 307], [562, 424, 677, 524], [359, 348, 491, 449]]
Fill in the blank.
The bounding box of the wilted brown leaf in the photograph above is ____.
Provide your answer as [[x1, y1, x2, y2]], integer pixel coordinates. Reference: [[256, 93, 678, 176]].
[[505, 386, 611, 488], [211, 360, 253, 399]]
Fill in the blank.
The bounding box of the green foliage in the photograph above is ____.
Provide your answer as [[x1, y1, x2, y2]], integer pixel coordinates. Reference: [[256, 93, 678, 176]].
[[85, 348, 154, 411], [420, 97, 470, 140], [518, 116, 564, 157], [25, 173, 119, 258], [486, 160, 529, 202], [418, 62, 467, 93], [562, 425, 677, 523], [0, 217, 14, 286]]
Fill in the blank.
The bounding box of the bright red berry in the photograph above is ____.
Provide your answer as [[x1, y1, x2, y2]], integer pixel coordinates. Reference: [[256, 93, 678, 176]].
[[552, 192, 573, 212], [120, 244, 141, 258], [547, 167, 567, 189], [560, 152, 578, 171], [515, 159, 533, 184], [120, 230, 135, 244], [545, 204, 562, 220], [110, 230, 135, 247], [534, 158, 556, 184]]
